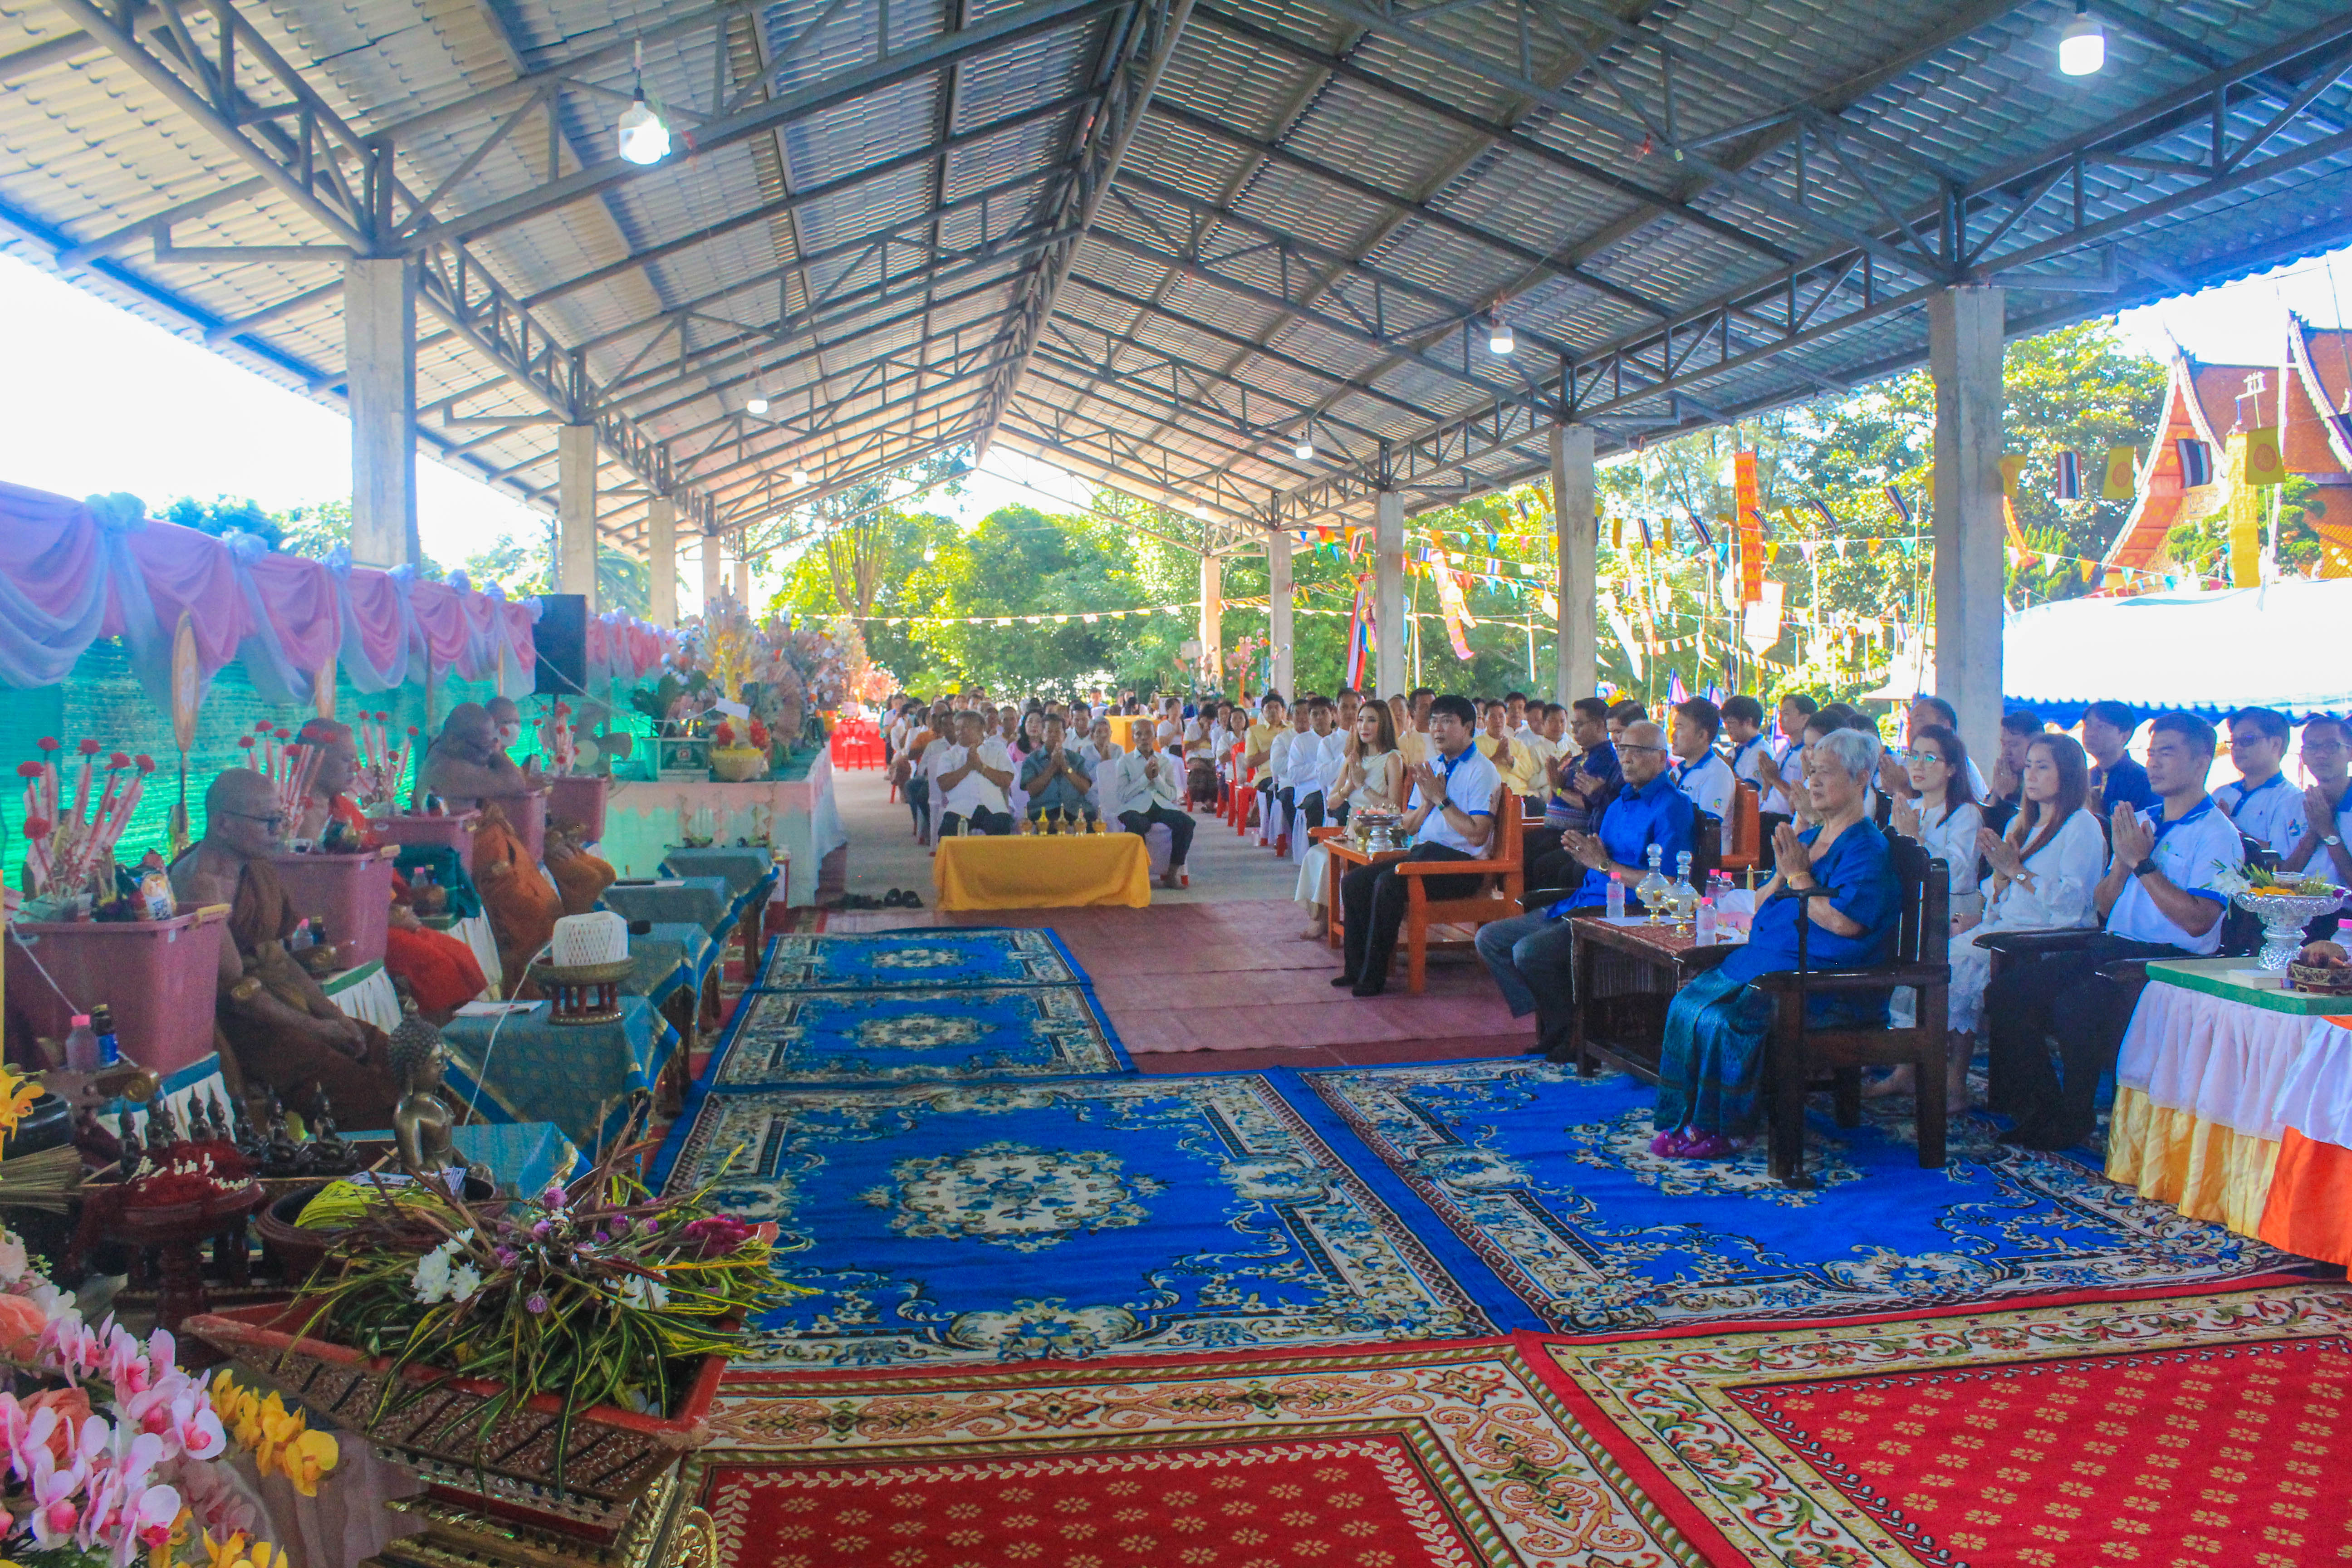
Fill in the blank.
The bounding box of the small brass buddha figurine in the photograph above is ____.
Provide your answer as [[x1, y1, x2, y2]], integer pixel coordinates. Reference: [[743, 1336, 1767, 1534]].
[[388, 994, 467, 1179]]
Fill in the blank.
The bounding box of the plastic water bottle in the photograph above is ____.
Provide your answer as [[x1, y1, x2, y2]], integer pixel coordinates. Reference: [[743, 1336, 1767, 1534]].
[[90, 1004, 121, 1068], [1605, 872, 1626, 920], [63, 1014, 100, 1073], [1695, 897, 1718, 945]]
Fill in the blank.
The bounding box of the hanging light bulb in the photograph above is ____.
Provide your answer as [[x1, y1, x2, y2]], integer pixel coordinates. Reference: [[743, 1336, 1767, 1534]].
[[791, 466, 811, 485], [1292, 429, 1314, 461], [2058, 0, 2105, 75], [745, 395, 769, 415], [617, 42, 670, 164], [1487, 312, 1515, 355]]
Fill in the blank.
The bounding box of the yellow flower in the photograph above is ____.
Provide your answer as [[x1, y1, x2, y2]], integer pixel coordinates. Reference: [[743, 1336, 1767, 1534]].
[[281, 1429, 339, 1497], [254, 1393, 305, 1475], [201, 1533, 285, 1568], [0, 1069, 39, 1142]]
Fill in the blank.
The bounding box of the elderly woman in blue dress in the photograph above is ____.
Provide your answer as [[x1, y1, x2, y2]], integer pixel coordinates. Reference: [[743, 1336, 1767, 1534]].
[[1653, 727, 1900, 1159]]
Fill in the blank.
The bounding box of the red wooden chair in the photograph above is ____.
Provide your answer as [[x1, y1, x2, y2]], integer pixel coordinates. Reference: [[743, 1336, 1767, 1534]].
[[1718, 781, 1762, 877]]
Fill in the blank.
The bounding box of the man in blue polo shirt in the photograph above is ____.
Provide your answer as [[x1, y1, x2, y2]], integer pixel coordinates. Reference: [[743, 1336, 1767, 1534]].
[[1334, 695, 1501, 997], [2214, 705, 2298, 854], [2081, 699, 2158, 816], [1983, 711, 2244, 1152], [1475, 720, 1695, 1059]]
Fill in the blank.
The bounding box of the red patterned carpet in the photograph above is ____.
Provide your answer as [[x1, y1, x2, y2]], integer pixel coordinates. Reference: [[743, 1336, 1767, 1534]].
[[694, 1339, 1699, 1567], [1533, 1284, 2352, 1568]]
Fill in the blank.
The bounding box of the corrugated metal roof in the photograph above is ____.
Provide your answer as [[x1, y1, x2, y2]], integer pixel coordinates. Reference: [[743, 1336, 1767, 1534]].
[[5, 0, 2352, 549]]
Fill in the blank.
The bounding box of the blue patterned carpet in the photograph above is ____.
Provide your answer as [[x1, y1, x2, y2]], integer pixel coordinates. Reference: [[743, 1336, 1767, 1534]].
[[710, 984, 1131, 1086], [756, 928, 1087, 990], [1294, 1058, 2293, 1332], [657, 1074, 1494, 1367]]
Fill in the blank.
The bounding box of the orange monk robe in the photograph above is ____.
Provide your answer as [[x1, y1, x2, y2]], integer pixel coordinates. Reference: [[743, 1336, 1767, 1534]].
[[322, 794, 488, 1016]]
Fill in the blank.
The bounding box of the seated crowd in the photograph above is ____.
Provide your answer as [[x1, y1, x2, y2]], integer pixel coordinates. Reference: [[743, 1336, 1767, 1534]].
[[888, 681, 2327, 1170]]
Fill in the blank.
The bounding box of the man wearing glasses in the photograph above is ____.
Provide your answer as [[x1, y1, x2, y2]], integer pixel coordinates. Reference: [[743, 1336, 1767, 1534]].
[[1475, 720, 1696, 1061], [169, 766, 400, 1126]]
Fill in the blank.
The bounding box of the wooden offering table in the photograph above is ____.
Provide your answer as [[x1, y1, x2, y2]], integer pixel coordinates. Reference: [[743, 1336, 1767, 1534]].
[[1568, 914, 1737, 1079]]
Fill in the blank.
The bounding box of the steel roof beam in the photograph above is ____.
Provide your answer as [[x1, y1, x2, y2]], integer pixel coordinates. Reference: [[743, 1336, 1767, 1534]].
[[392, 0, 1135, 253], [686, 377, 994, 487], [1019, 352, 1298, 470], [706, 419, 981, 517], [1146, 99, 1670, 320], [970, 0, 1196, 457], [1037, 312, 1393, 447], [657, 333, 1000, 451], [1189, 3, 1797, 267]]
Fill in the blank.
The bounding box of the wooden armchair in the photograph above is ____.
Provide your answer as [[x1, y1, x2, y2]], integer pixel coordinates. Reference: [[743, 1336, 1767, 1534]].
[[1718, 781, 1762, 877], [1756, 830, 1950, 1186], [1977, 835, 2274, 1002], [1396, 787, 1525, 993]]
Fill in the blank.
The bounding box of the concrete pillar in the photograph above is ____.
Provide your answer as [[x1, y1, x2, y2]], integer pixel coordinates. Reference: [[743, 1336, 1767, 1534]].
[[732, 556, 751, 608], [1929, 284, 2007, 767], [1267, 534, 1294, 699], [1198, 554, 1223, 689], [1374, 490, 1406, 698], [699, 529, 723, 615], [557, 424, 598, 608], [647, 497, 678, 629], [1549, 423, 1597, 703], [344, 257, 418, 568]]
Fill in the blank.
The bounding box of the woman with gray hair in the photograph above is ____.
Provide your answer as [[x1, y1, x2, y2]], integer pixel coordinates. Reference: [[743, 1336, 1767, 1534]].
[[1651, 725, 1900, 1159]]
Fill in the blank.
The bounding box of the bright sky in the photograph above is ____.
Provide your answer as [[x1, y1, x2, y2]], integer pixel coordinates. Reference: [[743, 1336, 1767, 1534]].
[[4, 241, 2351, 587]]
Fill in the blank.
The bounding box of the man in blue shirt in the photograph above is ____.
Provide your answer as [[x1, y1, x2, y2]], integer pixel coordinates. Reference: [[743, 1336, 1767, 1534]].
[[1334, 696, 1500, 997], [2080, 700, 2157, 816], [2214, 705, 2298, 853], [1983, 711, 2244, 1152], [1475, 720, 1695, 1059], [1529, 697, 1620, 888]]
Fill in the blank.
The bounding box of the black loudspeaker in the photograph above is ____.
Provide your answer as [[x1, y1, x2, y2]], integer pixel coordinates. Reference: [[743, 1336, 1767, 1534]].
[[533, 593, 588, 697]]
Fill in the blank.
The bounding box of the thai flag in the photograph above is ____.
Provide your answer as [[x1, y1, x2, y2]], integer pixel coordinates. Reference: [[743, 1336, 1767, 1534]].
[[1669, 672, 1690, 704], [1809, 497, 1839, 528], [2176, 438, 2212, 487], [2055, 451, 2081, 500], [1884, 485, 1912, 524]]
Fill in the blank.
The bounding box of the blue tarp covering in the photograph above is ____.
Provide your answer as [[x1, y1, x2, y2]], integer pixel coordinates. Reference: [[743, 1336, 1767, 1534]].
[[2004, 580, 2352, 724]]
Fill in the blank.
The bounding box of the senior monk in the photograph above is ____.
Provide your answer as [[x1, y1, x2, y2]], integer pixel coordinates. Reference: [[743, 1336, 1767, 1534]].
[[292, 720, 487, 1022], [170, 766, 398, 1126], [419, 702, 539, 807]]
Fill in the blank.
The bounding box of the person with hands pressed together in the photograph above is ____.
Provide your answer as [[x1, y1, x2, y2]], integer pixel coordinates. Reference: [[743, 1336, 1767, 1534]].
[[1475, 720, 1695, 1059], [1019, 714, 1095, 827], [1650, 728, 1899, 1160], [1981, 711, 2244, 1152], [2282, 714, 2352, 884], [2213, 706, 2299, 854], [936, 710, 1016, 837], [1333, 696, 1500, 998], [2080, 700, 2157, 816], [1116, 725, 1196, 888]]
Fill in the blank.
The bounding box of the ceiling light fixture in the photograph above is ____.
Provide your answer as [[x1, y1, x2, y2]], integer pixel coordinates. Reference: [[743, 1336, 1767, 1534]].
[[617, 42, 671, 164], [1292, 430, 1314, 461], [2058, 0, 2105, 75], [791, 466, 811, 486], [745, 395, 769, 415], [1487, 312, 1515, 355]]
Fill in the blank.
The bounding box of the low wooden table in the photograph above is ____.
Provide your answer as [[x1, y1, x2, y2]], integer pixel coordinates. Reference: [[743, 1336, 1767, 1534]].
[[1569, 915, 1737, 1080], [1321, 837, 1409, 952]]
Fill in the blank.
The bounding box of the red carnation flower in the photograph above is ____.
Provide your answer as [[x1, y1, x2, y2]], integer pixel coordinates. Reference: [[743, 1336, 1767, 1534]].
[[108, 751, 130, 769], [35, 738, 57, 753], [75, 739, 99, 756], [133, 755, 156, 773], [15, 762, 42, 779], [256, 720, 274, 733], [236, 737, 255, 750], [24, 818, 50, 840], [272, 728, 291, 740], [406, 726, 420, 737]]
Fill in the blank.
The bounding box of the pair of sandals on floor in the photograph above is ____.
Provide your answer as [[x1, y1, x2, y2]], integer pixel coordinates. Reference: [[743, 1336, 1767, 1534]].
[[830, 888, 926, 910]]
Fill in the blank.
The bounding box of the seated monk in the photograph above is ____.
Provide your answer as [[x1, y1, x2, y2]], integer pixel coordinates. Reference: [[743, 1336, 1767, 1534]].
[[293, 720, 487, 1023], [420, 701, 540, 810], [545, 818, 616, 916], [473, 801, 562, 984], [169, 766, 398, 1127]]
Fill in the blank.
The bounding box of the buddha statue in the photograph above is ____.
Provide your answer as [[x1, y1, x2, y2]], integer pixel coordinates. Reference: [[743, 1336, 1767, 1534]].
[[388, 995, 466, 1179]]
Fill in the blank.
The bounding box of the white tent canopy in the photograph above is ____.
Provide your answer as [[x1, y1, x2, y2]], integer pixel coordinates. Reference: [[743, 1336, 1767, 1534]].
[[2001, 579, 2352, 720]]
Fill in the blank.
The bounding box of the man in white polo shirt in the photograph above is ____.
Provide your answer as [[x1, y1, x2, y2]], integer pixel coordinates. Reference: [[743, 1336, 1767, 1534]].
[[1668, 696, 1736, 855], [1116, 728, 1195, 888], [2213, 705, 2299, 854], [935, 710, 1016, 837], [1982, 711, 2244, 1152], [1333, 695, 1500, 997]]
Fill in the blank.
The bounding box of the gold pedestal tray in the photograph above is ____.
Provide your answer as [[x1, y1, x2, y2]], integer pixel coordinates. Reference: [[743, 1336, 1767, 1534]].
[[366, 1461, 713, 1568]]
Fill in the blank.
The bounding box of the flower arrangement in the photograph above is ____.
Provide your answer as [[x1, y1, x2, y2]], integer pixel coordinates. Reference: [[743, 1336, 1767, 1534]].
[[2213, 862, 2346, 899], [708, 719, 769, 752], [536, 703, 577, 775], [239, 724, 319, 840], [353, 712, 416, 811], [285, 1127, 793, 1488], [18, 741, 156, 901], [0, 1066, 324, 1568]]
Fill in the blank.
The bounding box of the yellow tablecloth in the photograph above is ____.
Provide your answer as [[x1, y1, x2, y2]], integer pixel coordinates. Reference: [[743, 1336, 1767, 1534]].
[[933, 833, 1152, 911]]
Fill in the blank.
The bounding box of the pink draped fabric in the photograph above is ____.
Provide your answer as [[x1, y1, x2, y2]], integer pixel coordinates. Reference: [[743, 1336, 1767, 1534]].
[[0, 479, 549, 695]]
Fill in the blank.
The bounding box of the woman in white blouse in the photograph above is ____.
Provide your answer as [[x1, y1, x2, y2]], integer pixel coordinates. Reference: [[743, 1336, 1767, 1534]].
[[1296, 703, 1406, 937], [1873, 725, 1984, 1099], [1945, 732, 2105, 1106]]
